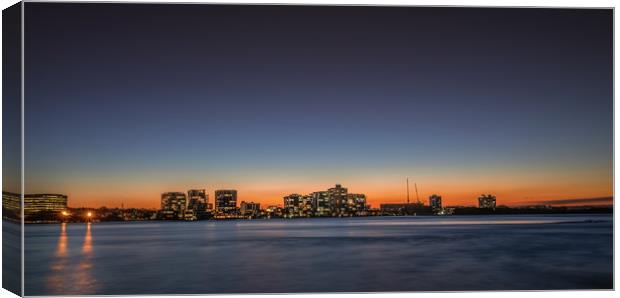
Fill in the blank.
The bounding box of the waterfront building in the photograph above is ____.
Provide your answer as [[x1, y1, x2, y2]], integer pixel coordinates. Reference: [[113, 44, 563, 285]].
[[346, 193, 368, 215], [215, 189, 237, 214], [311, 191, 330, 217], [282, 185, 368, 217], [183, 209, 197, 221], [283, 194, 302, 217], [380, 203, 407, 213], [24, 194, 68, 215], [265, 205, 284, 218], [429, 194, 442, 210], [2, 191, 20, 217], [161, 192, 187, 220], [187, 189, 209, 219], [327, 184, 348, 216], [300, 195, 314, 217], [114, 207, 157, 221], [240, 201, 261, 218], [478, 194, 497, 209], [380, 202, 432, 215]]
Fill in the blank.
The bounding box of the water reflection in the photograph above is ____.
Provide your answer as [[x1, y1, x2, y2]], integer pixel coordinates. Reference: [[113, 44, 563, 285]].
[[56, 223, 67, 257], [46, 223, 98, 294], [76, 223, 96, 292], [46, 223, 69, 293], [82, 223, 92, 254]]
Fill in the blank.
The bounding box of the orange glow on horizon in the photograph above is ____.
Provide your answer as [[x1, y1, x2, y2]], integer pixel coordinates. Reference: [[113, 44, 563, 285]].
[[28, 156, 612, 210], [61, 181, 613, 209]]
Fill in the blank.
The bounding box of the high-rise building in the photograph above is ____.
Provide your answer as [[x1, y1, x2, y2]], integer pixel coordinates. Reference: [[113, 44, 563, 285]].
[[478, 194, 497, 209], [327, 184, 348, 216], [283, 194, 302, 217], [23, 194, 68, 215], [346, 193, 368, 215], [299, 195, 314, 217], [161, 192, 187, 220], [311, 191, 330, 217], [283, 185, 368, 217], [188, 189, 208, 205], [429, 194, 442, 210], [240, 201, 260, 218], [187, 189, 209, 220], [215, 189, 237, 214]]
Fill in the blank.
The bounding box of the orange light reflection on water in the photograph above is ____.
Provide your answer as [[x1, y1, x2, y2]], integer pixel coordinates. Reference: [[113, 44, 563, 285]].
[[46, 223, 98, 295]]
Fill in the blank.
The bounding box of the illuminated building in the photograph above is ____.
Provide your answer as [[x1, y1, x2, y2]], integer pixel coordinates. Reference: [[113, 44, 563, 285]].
[[187, 189, 209, 219], [2, 191, 20, 218], [327, 184, 348, 216], [265, 205, 284, 218], [23, 194, 68, 215], [283, 194, 302, 217], [311, 191, 330, 217], [346, 193, 368, 215], [215, 189, 237, 214], [429, 194, 442, 210], [281, 185, 369, 217], [478, 194, 497, 209], [161, 192, 187, 220], [240, 201, 260, 218], [183, 209, 197, 221], [300, 195, 314, 217], [286, 191, 334, 217]]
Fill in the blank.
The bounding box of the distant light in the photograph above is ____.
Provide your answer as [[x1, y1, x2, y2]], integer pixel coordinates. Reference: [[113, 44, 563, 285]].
[[87, 212, 92, 217], [61, 211, 68, 216]]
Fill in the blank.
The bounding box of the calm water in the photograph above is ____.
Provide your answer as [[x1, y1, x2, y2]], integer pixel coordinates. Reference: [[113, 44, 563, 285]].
[[22, 214, 613, 295]]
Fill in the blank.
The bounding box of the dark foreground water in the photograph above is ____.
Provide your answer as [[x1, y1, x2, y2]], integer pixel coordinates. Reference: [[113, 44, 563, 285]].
[[23, 214, 613, 295]]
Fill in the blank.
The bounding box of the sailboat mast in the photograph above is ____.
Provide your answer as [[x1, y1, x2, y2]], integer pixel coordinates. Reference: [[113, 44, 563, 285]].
[[406, 177, 410, 204], [415, 183, 420, 203]]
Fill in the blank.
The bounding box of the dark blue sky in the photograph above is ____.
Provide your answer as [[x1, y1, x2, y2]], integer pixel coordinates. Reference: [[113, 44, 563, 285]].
[[23, 4, 612, 207]]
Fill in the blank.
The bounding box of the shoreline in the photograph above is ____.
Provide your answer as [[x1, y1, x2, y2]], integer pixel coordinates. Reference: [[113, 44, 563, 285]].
[[6, 209, 613, 225]]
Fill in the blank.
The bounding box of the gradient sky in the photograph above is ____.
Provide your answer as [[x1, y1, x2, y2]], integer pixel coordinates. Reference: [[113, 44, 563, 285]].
[[22, 4, 613, 208]]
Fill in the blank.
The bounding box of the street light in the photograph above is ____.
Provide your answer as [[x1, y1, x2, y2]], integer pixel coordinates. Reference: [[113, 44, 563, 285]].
[[60, 210, 69, 223]]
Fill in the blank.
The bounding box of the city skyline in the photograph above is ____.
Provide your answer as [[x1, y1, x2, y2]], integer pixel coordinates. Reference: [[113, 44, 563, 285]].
[[6, 183, 612, 223], [16, 183, 613, 210], [17, 5, 612, 209]]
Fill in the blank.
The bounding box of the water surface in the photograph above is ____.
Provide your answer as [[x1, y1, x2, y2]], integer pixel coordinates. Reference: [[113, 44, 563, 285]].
[[24, 214, 613, 295]]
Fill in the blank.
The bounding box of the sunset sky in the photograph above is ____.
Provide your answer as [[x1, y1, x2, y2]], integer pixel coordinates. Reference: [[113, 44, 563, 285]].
[[21, 4, 612, 208]]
